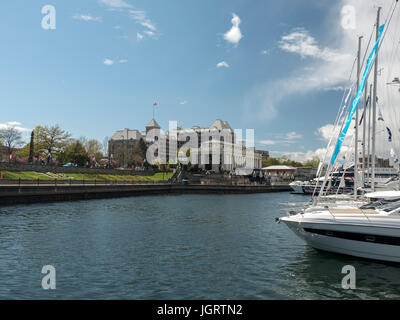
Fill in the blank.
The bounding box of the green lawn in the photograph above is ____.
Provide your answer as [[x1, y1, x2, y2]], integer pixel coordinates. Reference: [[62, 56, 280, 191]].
[[0, 170, 173, 181]]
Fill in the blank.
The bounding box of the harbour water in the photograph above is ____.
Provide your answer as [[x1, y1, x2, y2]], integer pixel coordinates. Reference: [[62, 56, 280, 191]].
[[1, 192, 400, 299]]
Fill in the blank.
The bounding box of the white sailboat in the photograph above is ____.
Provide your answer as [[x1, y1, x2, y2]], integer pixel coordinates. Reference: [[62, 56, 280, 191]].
[[279, 3, 400, 263]]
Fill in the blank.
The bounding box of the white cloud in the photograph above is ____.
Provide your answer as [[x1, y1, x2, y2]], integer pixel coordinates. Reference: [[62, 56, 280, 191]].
[[180, 101, 188, 105], [98, 0, 132, 9], [136, 32, 144, 40], [258, 131, 303, 147], [279, 28, 350, 62], [103, 59, 114, 65], [269, 149, 326, 162], [144, 30, 157, 39], [286, 131, 303, 140], [73, 14, 102, 22], [129, 10, 158, 39], [224, 13, 243, 46], [103, 58, 129, 65], [217, 61, 229, 68], [0, 121, 30, 132], [261, 50, 269, 55], [259, 140, 276, 146], [243, 0, 397, 123]]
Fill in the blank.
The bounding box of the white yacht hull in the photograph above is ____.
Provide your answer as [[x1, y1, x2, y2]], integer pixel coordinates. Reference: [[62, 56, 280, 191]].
[[289, 184, 305, 194], [281, 217, 400, 263]]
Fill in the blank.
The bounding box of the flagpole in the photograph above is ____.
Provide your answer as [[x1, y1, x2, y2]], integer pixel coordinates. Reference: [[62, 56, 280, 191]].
[[354, 36, 362, 199]]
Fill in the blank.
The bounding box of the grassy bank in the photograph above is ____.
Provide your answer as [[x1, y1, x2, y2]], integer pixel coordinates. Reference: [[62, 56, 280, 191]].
[[0, 170, 173, 181]]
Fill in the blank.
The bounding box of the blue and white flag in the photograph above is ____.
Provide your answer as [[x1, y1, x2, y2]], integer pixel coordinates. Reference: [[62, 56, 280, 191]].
[[330, 24, 385, 166]]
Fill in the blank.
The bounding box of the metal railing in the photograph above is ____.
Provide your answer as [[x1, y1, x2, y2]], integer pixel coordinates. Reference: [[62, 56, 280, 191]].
[[0, 179, 170, 186]]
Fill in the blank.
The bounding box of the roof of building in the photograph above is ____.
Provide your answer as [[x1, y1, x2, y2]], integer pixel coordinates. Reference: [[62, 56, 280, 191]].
[[111, 128, 143, 141], [146, 118, 160, 128], [210, 119, 232, 131], [262, 165, 296, 171]]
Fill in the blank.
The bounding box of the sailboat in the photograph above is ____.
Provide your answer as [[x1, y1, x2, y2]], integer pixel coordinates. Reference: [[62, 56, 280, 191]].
[[278, 3, 400, 263]]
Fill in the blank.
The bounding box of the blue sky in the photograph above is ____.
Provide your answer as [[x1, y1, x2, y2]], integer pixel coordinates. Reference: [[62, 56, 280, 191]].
[[1, 0, 394, 161]]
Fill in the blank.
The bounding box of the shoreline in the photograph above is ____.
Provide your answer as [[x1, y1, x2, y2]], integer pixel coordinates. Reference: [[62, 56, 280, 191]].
[[0, 183, 291, 206]]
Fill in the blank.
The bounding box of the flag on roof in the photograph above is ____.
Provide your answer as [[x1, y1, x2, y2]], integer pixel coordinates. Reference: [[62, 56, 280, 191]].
[[387, 127, 392, 142]]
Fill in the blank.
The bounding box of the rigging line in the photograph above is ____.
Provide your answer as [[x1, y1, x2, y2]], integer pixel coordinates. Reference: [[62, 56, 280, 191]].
[[312, 59, 358, 200], [316, 94, 355, 200], [313, 86, 356, 200], [360, 24, 375, 72], [377, 0, 398, 54], [385, 13, 400, 83]]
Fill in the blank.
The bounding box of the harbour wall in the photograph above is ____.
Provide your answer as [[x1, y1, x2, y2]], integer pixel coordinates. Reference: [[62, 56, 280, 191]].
[[0, 183, 291, 206]]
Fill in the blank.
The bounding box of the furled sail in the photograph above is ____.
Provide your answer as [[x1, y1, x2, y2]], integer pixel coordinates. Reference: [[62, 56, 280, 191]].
[[330, 24, 385, 166]]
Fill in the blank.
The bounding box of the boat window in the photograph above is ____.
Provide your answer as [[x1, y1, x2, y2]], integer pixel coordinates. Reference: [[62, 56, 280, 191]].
[[359, 199, 398, 210], [380, 200, 400, 212]]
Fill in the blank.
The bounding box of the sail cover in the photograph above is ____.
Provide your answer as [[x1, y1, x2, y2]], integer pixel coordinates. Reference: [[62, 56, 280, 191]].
[[330, 24, 385, 166]]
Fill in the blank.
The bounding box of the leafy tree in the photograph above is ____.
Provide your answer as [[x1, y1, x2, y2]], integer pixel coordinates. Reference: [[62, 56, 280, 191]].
[[303, 156, 320, 169], [0, 126, 24, 162], [15, 143, 30, 158], [262, 156, 303, 168], [35, 125, 71, 164], [59, 140, 89, 166]]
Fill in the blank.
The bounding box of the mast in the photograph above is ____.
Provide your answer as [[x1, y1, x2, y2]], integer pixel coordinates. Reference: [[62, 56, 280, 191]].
[[362, 79, 368, 188], [371, 7, 381, 192], [354, 36, 362, 198], [367, 84, 372, 186]]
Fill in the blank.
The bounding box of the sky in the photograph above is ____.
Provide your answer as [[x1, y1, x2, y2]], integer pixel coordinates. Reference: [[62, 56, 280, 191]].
[[1, 0, 399, 162]]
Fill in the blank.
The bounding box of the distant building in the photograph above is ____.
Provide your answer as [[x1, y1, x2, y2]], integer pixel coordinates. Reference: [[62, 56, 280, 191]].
[[262, 165, 296, 182], [256, 150, 269, 161], [109, 118, 265, 170], [294, 167, 317, 181]]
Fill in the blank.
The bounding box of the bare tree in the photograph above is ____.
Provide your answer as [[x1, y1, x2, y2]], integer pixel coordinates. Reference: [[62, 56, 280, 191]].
[[0, 126, 24, 162]]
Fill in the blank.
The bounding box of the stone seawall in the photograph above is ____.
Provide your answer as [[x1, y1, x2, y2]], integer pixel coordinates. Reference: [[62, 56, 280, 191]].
[[0, 183, 291, 206]]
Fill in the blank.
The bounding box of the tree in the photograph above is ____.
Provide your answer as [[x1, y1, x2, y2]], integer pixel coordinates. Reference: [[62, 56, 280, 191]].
[[0, 126, 23, 162], [262, 156, 303, 168], [59, 140, 89, 167], [15, 143, 30, 158], [35, 125, 71, 164], [79, 137, 103, 165], [303, 156, 320, 169], [86, 139, 103, 160]]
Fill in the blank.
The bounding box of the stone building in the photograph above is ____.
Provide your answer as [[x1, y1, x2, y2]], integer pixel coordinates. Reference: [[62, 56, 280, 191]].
[[109, 118, 265, 171]]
